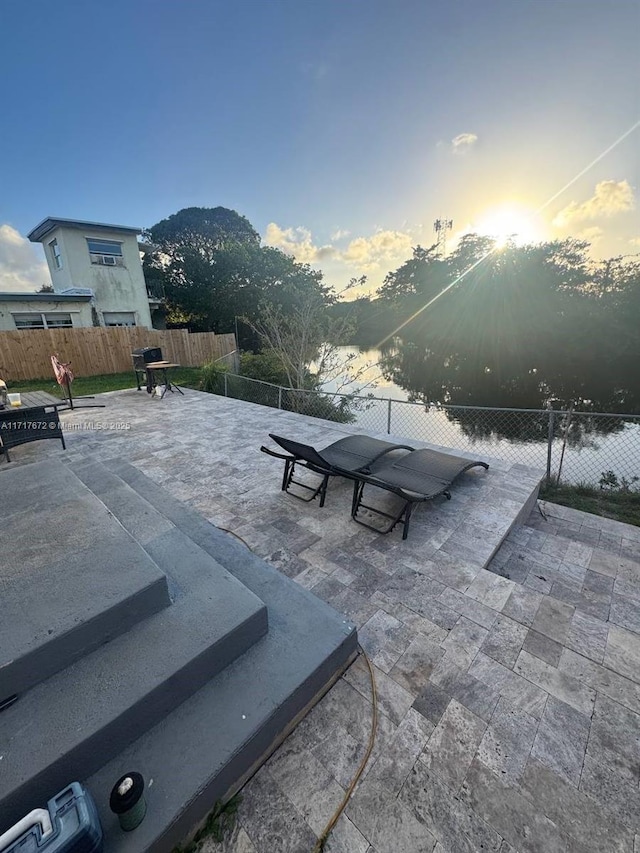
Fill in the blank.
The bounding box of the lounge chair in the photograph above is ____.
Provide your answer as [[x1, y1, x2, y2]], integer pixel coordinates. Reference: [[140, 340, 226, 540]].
[[351, 448, 489, 539], [260, 433, 414, 506]]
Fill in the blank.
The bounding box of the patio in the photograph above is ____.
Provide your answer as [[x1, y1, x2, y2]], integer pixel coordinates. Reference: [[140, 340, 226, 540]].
[[7, 387, 640, 853]]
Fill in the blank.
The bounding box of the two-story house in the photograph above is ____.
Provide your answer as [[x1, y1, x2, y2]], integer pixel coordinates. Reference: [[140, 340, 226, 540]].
[[0, 217, 164, 332]]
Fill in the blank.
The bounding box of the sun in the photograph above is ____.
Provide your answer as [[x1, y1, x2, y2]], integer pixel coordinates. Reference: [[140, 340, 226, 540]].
[[474, 204, 543, 247]]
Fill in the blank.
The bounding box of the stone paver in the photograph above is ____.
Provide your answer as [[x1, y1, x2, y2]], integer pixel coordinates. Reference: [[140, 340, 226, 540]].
[[476, 696, 539, 783], [605, 624, 640, 681], [469, 652, 549, 719], [399, 761, 503, 853], [460, 759, 566, 853], [565, 610, 609, 663], [579, 754, 640, 832], [412, 682, 450, 726], [530, 696, 590, 785], [420, 699, 487, 791], [481, 614, 528, 668], [12, 389, 640, 853], [522, 628, 563, 667], [531, 596, 575, 645], [586, 693, 640, 784], [514, 649, 596, 715], [519, 759, 635, 853]]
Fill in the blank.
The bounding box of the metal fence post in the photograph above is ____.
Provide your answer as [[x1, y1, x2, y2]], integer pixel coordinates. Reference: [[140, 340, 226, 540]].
[[546, 408, 555, 484], [278, 387, 282, 409], [387, 399, 392, 434], [224, 372, 228, 397]]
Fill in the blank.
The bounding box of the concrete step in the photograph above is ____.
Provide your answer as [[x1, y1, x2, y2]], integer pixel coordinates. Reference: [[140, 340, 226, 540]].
[[81, 459, 358, 853], [0, 460, 171, 701], [0, 463, 268, 828]]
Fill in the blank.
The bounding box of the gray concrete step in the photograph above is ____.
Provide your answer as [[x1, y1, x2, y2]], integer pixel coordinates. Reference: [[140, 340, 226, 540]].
[[0, 463, 268, 827], [0, 460, 171, 701], [82, 460, 358, 853]]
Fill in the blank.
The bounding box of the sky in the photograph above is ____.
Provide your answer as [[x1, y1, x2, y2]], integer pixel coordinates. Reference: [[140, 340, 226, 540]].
[[1, 0, 638, 296]]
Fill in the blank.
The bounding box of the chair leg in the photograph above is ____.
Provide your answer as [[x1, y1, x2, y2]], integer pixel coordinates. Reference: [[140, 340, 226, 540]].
[[351, 483, 414, 537], [402, 503, 414, 540], [282, 459, 294, 492], [319, 473, 330, 507], [351, 480, 364, 518]]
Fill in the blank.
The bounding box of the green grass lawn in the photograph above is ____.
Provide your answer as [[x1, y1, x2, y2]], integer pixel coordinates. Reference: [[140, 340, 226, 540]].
[[540, 481, 640, 527], [7, 368, 204, 397]]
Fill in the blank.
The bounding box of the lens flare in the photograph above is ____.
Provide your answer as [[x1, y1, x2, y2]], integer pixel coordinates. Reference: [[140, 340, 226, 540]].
[[473, 204, 543, 247]]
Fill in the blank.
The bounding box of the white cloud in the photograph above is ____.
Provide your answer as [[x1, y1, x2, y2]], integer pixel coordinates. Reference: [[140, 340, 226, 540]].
[[263, 223, 414, 275], [451, 132, 478, 153], [0, 224, 50, 292], [553, 179, 635, 227], [330, 228, 350, 241], [263, 223, 335, 264], [342, 230, 413, 271]]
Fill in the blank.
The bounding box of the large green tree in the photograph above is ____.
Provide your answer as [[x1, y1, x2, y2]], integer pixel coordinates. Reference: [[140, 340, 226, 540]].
[[147, 206, 260, 250], [143, 206, 330, 338]]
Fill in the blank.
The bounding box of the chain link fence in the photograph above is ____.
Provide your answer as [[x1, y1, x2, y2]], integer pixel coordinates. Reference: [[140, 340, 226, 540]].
[[217, 373, 640, 488]]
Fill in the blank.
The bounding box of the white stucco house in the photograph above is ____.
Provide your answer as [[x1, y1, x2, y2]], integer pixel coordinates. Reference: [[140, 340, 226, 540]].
[[0, 290, 95, 332], [0, 217, 165, 332]]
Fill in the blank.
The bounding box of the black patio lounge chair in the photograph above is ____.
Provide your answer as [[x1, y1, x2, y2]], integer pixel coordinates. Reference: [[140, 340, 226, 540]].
[[351, 448, 489, 539], [260, 433, 414, 506]]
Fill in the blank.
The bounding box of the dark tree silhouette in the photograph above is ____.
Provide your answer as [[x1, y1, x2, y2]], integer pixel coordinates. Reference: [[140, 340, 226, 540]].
[[373, 236, 640, 423]]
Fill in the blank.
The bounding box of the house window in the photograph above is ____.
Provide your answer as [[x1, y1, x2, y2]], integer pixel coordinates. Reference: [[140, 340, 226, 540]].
[[13, 313, 44, 329], [87, 238, 124, 266], [49, 239, 62, 269], [13, 312, 73, 329], [45, 313, 74, 328], [103, 311, 136, 327]]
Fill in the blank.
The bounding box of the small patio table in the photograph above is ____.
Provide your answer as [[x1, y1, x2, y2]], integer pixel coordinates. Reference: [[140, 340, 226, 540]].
[[145, 362, 185, 399], [0, 391, 66, 463]]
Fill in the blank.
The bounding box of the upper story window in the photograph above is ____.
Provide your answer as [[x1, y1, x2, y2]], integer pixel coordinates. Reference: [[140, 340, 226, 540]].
[[49, 239, 62, 269], [87, 238, 124, 267], [13, 312, 73, 330]]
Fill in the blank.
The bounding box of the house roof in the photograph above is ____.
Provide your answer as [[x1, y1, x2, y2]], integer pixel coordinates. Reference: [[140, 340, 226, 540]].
[[27, 217, 142, 243], [0, 292, 93, 302]]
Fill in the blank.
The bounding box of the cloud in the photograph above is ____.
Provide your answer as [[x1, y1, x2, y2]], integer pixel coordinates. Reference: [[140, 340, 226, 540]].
[[451, 132, 478, 153], [330, 228, 350, 241], [264, 223, 414, 274], [263, 223, 335, 264], [577, 226, 604, 245], [553, 179, 635, 227], [0, 224, 50, 292], [342, 230, 413, 271]]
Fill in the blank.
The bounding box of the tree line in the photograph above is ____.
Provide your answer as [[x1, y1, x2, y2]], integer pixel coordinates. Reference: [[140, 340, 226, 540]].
[[370, 235, 640, 413], [144, 206, 640, 414]]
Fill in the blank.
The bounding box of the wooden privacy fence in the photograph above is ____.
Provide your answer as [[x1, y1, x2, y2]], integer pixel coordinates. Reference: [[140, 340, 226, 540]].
[[0, 327, 237, 381]]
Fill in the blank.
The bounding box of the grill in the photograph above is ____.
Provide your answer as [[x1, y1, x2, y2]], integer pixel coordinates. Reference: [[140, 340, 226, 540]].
[[132, 347, 163, 392], [132, 347, 163, 371]]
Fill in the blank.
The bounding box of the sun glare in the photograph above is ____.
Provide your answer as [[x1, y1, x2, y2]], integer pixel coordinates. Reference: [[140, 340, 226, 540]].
[[474, 205, 542, 247]]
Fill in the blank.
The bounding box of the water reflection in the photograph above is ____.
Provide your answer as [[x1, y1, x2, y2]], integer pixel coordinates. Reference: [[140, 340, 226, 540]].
[[325, 347, 640, 484], [445, 407, 626, 447]]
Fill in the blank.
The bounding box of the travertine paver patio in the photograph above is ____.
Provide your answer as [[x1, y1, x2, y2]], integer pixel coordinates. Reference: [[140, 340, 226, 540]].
[[9, 387, 640, 853]]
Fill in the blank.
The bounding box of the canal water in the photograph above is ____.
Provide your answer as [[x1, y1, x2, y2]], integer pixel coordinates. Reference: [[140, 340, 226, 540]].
[[323, 347, 640, 487]]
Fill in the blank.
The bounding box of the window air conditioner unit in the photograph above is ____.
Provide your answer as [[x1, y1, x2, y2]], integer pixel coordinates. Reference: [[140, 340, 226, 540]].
[[102, 255, 116, 265]]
